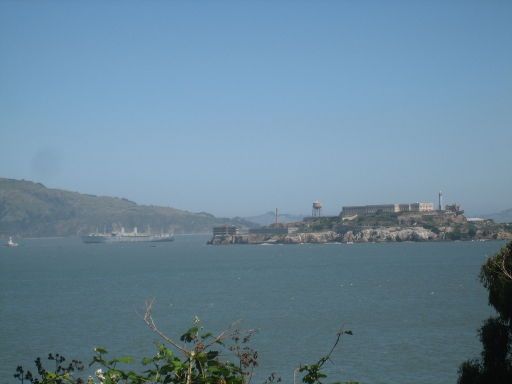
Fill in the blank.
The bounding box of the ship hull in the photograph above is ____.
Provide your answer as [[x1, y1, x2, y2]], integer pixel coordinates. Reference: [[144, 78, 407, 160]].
[[82, 234, 174, 244]]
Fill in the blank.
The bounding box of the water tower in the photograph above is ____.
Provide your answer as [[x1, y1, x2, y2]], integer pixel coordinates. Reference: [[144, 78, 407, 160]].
[[312, 200, 322, 217]]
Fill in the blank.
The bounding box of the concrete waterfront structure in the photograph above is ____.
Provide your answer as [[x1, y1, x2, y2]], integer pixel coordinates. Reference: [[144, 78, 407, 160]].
[[341, 202, 434, 217]]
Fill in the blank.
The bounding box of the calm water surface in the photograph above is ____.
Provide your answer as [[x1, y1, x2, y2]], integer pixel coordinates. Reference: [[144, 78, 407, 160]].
[[0, 237, 503, 383]]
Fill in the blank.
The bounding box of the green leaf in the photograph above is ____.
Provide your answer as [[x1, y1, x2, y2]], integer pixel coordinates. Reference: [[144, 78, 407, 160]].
[[160, 365, 176, 374], [114, 356, 134, 364], [89, 355, 106, 367], [200, 332, 213, 340], [207, 366, 220, 373], [141, 357, 152, 365], [180, 326, 199, 342]]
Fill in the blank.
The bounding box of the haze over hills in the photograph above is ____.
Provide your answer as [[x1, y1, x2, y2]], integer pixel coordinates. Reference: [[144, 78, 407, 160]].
[[482, 208, 512, 224], [0, 178, 256, 237]]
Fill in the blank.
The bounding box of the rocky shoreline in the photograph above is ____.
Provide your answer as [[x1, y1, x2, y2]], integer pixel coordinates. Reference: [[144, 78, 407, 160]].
[[208, 225, 512, 245]]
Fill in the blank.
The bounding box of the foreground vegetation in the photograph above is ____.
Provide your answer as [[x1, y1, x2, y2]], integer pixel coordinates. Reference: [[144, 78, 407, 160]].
[[14, 300, 357, 384], [458, 241, 512, 383]]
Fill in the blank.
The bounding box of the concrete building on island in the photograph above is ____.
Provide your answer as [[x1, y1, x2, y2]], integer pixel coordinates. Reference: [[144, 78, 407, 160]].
[[213, 225, 239, 236], [341, 204, 396, 217], [341, 202, 434, 217], [410, 202, 434, 212]]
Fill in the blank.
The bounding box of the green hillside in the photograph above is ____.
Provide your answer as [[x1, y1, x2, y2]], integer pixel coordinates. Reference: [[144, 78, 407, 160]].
[[0, 178, 255, 237]]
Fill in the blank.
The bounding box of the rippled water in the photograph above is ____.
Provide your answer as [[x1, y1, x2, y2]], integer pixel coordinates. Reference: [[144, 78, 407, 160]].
[[0, 237, 502, 383]]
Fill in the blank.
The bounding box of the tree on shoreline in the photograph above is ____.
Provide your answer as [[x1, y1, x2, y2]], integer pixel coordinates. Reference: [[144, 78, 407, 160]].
[[458, 241, 512, 384]]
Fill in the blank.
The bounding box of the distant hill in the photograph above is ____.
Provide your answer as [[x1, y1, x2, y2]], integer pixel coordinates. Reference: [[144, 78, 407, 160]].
[[244, 211, 306, 226], [0, 178, 256, 237], [482, 208, 512, 223]]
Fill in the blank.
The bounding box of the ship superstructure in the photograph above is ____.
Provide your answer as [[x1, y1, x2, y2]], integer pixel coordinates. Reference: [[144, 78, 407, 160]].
[[82, 227, 174, 244]]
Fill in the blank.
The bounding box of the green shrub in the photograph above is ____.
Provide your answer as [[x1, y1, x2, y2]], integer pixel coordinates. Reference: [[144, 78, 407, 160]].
[[458, 241, 512, 383], [15, 301, 357, 384]]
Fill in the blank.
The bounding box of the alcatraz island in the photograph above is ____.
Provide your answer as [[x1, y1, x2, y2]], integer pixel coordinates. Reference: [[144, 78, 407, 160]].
[[208, 193, 512, 245]]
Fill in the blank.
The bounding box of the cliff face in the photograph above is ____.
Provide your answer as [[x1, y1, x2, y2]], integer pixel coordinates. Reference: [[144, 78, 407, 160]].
[[265, 231, 341, 244], [343, 227, 437, 242], [208, 227, 441, 245], [273, 227, 438, 244]]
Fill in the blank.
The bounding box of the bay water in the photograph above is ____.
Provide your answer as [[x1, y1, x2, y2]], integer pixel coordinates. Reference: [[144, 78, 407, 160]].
[[0, 237, 502, 383]]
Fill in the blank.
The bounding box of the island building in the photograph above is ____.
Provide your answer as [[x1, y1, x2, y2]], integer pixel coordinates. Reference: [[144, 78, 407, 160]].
[[445, 203, 464, 215], [248, 226, 289, 235], [212, 223, 291, 238], [410, 202, 434, 212], [212, 225, 239, 236], [467, 217, 486, 222], [341, 202, 434, 217]]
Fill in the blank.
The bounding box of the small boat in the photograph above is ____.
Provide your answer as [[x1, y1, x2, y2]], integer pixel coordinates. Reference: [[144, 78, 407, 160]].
[[6, 236, 19, 247]]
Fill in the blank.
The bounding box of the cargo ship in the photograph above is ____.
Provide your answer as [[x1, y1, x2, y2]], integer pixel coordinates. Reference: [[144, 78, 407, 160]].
[[82, 227, 174, 244]]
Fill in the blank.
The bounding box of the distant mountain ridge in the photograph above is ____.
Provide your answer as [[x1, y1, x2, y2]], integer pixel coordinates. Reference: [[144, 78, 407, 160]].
[[482, 208, 512, 223], [0, 178, 256, 237]]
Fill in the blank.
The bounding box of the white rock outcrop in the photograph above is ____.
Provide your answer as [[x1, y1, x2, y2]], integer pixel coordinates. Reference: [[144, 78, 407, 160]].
[[343, 227, 437, 242]]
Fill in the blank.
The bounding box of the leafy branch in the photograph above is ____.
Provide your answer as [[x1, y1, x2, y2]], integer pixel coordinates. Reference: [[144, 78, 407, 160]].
[[295, 328, 354, 384], [15, 301, 358, 384]]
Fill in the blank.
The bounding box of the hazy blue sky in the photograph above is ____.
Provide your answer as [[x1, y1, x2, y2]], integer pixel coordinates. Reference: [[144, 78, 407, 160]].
[[1, 1, 511, 217]]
